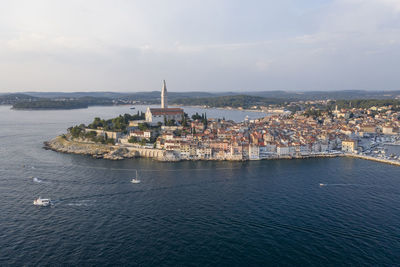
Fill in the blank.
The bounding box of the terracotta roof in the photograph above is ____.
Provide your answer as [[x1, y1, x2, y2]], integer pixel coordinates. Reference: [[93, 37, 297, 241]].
[[149, 108, 184, 115]]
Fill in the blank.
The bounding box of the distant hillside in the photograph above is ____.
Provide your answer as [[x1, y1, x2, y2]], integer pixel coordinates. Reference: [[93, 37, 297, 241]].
[[15, 90, 400, 102], [3, 90, 400, 109], [24, 91, 126, 99], [12, 100, 89, 110], [246, 90, 400, 100], [0, 93, 40, 104], [0, 93, 115, 110], [172, 95, 285, 109]]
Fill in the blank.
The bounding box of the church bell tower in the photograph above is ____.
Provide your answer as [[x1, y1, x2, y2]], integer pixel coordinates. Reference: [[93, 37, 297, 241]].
[[161, 80, 167, 109]]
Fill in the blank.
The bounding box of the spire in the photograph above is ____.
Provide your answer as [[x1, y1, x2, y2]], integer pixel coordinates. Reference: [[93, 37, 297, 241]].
[[161, 80, 168, 108]]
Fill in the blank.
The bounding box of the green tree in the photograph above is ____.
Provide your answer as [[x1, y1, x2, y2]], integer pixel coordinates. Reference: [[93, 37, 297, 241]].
[[128, 136, 139, 143]]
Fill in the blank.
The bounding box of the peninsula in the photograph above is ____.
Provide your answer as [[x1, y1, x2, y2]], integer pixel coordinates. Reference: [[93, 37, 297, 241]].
[[46, 81, 400, 165]]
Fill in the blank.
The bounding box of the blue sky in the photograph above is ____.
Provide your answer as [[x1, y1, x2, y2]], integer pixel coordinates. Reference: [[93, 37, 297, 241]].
[[0, 0, 399, 92]]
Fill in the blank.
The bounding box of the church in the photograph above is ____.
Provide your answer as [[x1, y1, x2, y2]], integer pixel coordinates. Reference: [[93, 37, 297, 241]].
[[145, 80, 184, 125]]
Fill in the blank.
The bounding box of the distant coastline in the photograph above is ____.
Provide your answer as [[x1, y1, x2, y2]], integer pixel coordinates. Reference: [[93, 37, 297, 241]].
[[12, 98, 114, 110], [170, 104, 267, 114]]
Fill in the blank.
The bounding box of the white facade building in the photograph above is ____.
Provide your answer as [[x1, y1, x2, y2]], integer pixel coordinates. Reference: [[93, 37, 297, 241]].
[[145, 80, 184, 125]]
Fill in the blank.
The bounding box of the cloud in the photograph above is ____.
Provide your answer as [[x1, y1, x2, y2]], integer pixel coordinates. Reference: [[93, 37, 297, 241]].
[[381, 0, 400, 12], [0, 0, 399, 92]]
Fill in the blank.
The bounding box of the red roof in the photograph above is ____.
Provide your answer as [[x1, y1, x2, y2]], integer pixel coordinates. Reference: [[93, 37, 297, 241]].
[[149, 108, 184, 115]]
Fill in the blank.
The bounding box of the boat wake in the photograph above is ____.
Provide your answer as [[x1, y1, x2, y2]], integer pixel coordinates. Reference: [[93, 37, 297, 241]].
[[65, 200, 94, 207], [319, 183, 367, 187], [32, 177, 50, 184]]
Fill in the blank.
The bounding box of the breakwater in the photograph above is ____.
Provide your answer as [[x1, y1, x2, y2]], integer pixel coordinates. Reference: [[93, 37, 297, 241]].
[[345, 153, 400, 167]]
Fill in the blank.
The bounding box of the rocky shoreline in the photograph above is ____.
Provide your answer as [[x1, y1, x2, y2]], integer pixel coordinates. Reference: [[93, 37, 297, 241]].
[[44, 136, 400, 166], [44, 136, 342, 162], [44, 136, 135, 160]]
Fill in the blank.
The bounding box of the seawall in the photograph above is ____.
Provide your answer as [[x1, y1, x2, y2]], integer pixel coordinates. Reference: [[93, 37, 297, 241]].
[[345, 153, 400, 167]]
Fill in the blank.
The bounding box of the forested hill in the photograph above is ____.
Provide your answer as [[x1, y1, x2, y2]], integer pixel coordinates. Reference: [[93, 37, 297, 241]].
[[0, 94, 40, 105], [18, 90, 400, 101], [172, 95, 286, 109], [10, 96, 114, 110]]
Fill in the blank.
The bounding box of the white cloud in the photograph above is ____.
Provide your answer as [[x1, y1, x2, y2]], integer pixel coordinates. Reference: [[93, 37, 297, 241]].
[[0, 0, 400, 92], [381, 0, 400, 12]]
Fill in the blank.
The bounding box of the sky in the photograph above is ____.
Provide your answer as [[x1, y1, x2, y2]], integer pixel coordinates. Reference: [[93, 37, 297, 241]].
[[0, 0, 400, 92]]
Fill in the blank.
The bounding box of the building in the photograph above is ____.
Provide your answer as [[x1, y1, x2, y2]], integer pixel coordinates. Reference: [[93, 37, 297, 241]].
[[382, 126, 396, 135], [161, 80, 167, 108], [342, 140, 358, 153], [84, 128, 122, 141], [145, 108, 184, 124], [145, 80, 184, 124]]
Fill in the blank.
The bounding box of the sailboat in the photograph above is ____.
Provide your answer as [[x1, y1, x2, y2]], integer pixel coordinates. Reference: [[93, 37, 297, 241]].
[[131, 170, 141, 184]]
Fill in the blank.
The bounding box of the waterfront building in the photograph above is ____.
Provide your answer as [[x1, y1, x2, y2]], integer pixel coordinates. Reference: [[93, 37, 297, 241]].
[[342, 140, 358, 153], [382, 126, 396, 135], [249, 144, 260, 160], [277, 145, 290, 156]]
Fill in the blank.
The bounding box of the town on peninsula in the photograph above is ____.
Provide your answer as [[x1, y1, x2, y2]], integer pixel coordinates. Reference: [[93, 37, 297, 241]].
[[45, 81, 400, 166]]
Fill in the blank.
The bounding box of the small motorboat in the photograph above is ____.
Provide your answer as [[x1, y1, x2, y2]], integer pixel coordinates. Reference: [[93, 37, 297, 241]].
[[319, 183, 326, 187], [131, 170, 141, 184], [33, 197, 52, 207]]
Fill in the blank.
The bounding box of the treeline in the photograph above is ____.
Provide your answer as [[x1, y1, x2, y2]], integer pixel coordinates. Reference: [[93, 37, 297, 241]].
[[329, 99, 400, 110], [67, 125, 115, 144], [0, 93, 40, 105], [172, 95, 284, 109], [11, 96, 114, 110], [87, 112, 145, 132], [13, 100, 89, 110]]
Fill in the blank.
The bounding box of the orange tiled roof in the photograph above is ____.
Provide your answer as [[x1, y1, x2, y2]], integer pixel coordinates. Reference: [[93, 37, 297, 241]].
[[149, 108, 184, 115]]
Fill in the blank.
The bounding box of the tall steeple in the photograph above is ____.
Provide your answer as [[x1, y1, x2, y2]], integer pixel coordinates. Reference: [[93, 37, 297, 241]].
[[161, 80, 167, 108]]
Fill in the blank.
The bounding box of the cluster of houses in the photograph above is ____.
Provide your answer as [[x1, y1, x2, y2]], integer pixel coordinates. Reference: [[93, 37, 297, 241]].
[[84, 81, 400, 161], [115, 104, 399, 161]]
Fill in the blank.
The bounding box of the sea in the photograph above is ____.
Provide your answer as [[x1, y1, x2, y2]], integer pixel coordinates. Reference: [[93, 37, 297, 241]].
[[1, 105, 400, 266]]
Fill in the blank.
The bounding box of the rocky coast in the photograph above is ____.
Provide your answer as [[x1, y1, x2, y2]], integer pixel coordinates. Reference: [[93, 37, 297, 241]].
[[44, 136, 127, 160], [44, 136, 400, 166], [44, 136, 173, 161], [45, 135, 342, 162]]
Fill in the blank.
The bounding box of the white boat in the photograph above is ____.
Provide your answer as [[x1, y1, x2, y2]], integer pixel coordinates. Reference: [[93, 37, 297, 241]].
[[131, 170, 141, 184], [33, 197, 52, 206], [319, 183, 326, 187]]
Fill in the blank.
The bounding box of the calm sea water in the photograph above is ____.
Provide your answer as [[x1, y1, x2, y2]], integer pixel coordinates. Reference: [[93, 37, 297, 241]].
[[385, 145, 400, 156], [1, 105, 400, 266]]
